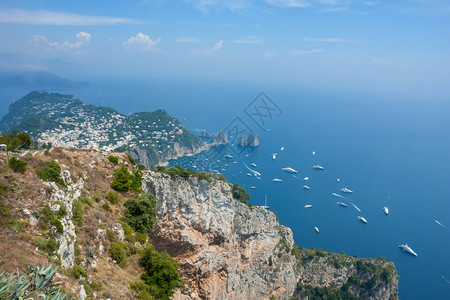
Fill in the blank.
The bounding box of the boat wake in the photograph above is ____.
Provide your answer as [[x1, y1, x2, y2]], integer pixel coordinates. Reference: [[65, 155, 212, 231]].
[[293, 175, 302, 180], [435, 220, 449, 230], [332, 193, 347, 199], [243, 161, 261, 176], [442, 276, 450, 285], [349, 202, 361, 212]]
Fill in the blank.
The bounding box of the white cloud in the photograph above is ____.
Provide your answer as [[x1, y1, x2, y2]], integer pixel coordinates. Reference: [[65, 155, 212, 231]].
[[123, 32, 162, 51], [190, 40, 223, 55], [185, 0, 253, 13], [31, 31, 92, 53], [304, 37, 361, 43], [265, 0, 310, 8], [262, 51, 276, 59], [0, 8, 137, 25], [291, 48, 324, 55], [232, 36, 263, 44]]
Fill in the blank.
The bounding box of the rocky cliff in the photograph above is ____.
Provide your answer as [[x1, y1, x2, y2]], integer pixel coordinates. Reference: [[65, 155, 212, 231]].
[[0, 148, 399, 300]]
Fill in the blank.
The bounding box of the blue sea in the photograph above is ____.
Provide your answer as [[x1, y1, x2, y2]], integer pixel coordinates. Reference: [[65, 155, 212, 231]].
[[1, 79, 449, 299]]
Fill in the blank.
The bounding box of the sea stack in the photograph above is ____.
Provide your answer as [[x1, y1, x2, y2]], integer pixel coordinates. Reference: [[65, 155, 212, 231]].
[[247, 132, 259, 146], [211, 130, 228, 145]]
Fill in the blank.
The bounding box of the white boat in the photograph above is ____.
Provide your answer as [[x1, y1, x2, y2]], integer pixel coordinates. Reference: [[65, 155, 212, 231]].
[[224, 154, 233, 159], [272, 153, 278, 160], [399, 244, 418, 256], [304, 205, 312, 208], [383, 206, 389, 215], [304, 177, 309, 181], [337, 178, 340, 182], [303, 185, 311, 190], [313, 165, 324, 170], [314, 227, 319, 233], [281, 147, 284, 151], [251, 163, 257, 167], [246, 173, 252, 177], [282, 167, 298, 173], [337, 202, 348, 207], [273, 178, 282, 182], [250, 186, 256, 189], [357, 216, 367, 223], [341, 188, 353, 193], [312, 151, 316, 155]]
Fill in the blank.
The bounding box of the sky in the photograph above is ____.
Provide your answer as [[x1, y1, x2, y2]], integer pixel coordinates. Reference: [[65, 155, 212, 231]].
[[0, 0, 449, 98]]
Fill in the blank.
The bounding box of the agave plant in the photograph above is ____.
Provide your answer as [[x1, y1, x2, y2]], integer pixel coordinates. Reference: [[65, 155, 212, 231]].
[[0, 264, 74, 299]]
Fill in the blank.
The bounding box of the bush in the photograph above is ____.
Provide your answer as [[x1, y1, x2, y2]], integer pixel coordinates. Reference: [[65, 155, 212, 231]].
[[109, 241, 127, 268], [72, 199, 84, 226], [136, 232, 148, 245], [102, 203, 111, 212], [111, 166, 131, 192], [121, 194, 157, 234], [231, 183, 250, 205], [105, 190, 121, 205], [36, 160, 63, 185], [130, 280, 158, 300], [140, 245, 184, 299], [127, 154, 136, 165], [108, 155, 119, 165], [72, 264, 88, 279], [9, 157, 27, 173]]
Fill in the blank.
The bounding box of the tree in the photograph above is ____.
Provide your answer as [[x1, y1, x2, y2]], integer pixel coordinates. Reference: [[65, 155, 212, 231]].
[[111, 166, 132, 192], [140, 245, 184, 300], [121, 194, 157, 234]]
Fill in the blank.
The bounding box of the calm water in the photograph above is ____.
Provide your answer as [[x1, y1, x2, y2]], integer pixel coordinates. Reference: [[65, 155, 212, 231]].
[[1, 79, 449, 299]]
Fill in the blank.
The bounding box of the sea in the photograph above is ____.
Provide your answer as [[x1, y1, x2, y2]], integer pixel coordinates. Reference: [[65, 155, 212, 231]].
[[1, 78, 449, 299]]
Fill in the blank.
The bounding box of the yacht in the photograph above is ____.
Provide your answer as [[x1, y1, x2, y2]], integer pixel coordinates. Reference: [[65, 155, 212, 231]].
[[250, 186, 256, 190], [357, 216, 367, 223], [304, 205, 312, 208], [224, 154, 233, 159], [251, 163, 257, 168], [246, 173, 252, 177], [383, 206, 389, 215], [303, 185, 311, 190], [273, 178, 282, 182], [313, 165, 324, 170], [281, 147, 284, 151], [304, 177, 309, 181], [272, 153, 278, 160], [282, 167, 298, 173], [341, 188, 353, 193], [337, 202, 348, 207], [314, 227, 319, 233], [398, 244, 418, 256]]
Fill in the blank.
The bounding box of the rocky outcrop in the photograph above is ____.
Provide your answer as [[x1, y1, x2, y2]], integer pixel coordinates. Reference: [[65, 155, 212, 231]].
[[127, 144, 151, 168], [46, 167, 84, 269], [143, 171, 298, 300], [238, 135, 247, 147], [237, 132, 259, 147], [210, 130, 228, 146]]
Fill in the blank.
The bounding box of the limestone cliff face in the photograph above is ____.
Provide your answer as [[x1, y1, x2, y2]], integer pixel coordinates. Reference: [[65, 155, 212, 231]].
[[143, 171, 298, 300]]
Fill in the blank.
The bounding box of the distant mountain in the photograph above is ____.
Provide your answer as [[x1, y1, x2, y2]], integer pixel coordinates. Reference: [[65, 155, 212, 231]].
[[0, 71, 89, 90], [0, 91, 206, 167]]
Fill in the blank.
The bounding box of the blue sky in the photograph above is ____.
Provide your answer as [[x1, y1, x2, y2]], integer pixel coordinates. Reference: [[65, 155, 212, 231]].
[[0, 0, 449, 97]]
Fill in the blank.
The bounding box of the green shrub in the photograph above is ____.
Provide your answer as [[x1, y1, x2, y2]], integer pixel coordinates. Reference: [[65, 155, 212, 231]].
[[231, 183, 250, 205], [102, 203, 111, 212], [105, 190, 121, 205], [106, 229, 116, 241], [130, 280, 158, 300], [9, 157, 27, 173], [111, 166, 132, 192], [50, 218, 64, 233], [139, 245, 184, 299], [121, 194, 157, 234], [136, 232, 148, 245], [71, 264, 88, 279], [72, 199, 84, 226], [109, 241, 127, 268], [108, 155, 119, 165], [127, 154, 136, 165], [35, 160, 63, 185]]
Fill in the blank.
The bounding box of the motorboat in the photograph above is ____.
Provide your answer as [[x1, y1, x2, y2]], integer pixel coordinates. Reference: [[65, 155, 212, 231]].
[[250, 186, 256, 190], [357, 216, 367, 223], [341, 188, 353, 193], [303, 185, 311, 190], [273, 178, 282, 182], [337, 202, 348, 207], [313, 165, 324, 170], [246, 173, 252, 177], [304, 177, 309, 181], [383, 206, 389, 215], [251, 163, 257, 167], [314, 227, 319, 233], [282, 167, 298, 173], [304, 205, 312, 208], [398, 244, 418, 256]]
